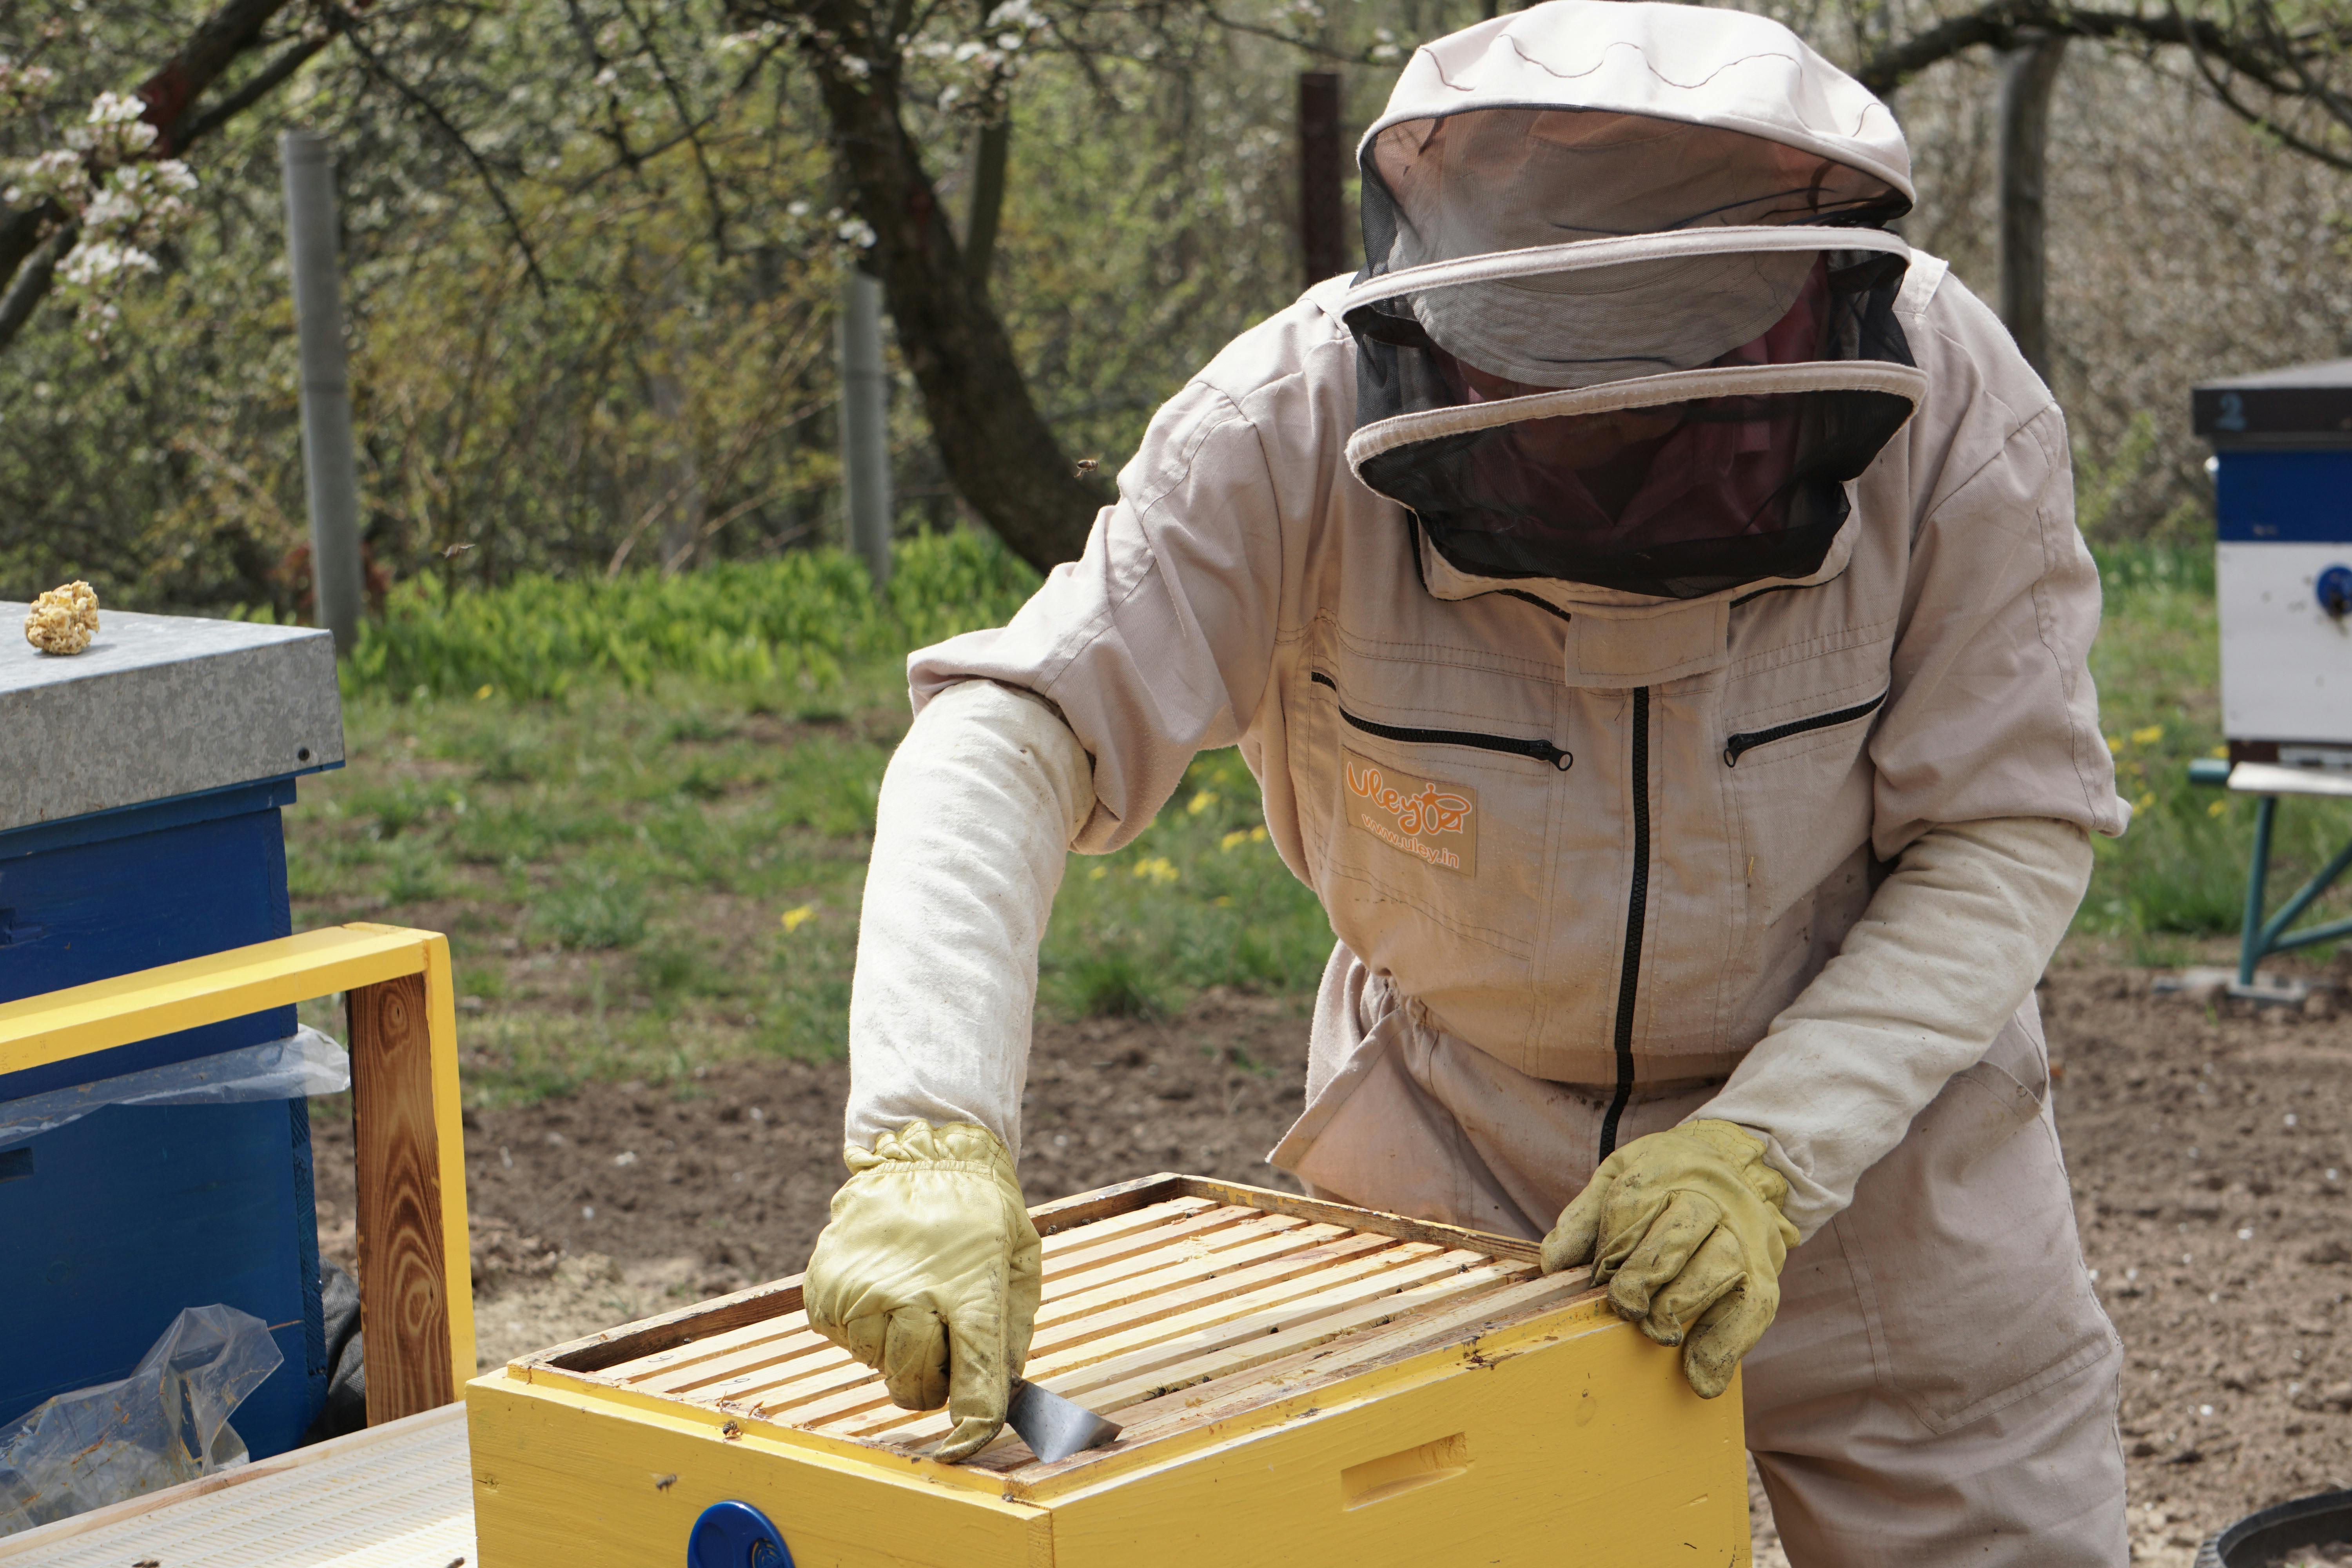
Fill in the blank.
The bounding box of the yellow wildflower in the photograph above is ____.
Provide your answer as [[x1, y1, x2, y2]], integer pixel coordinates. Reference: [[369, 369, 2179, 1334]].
[[2105, 735, 2123, 755], [1131, 856, 1180, 884], [476, 684, 495, 701], [2209, 745, 2229, 759], [2131, 724, 2164, 747], [780, 904, 817, 933], [1187, 790, 1219, 817], [1089, 865, 1108, 880], [2209, 800, 2229, 818], [1250, 825, 1268, 843], [1221, 828, 1250, 852], [2134, 791, 2156, 812]]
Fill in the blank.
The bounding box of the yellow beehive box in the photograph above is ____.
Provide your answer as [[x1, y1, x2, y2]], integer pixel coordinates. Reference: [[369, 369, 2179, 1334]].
[[466, 1174, 1749, 1567]]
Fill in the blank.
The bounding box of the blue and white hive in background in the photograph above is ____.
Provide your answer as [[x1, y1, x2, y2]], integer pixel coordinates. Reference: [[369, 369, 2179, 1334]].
[[0, 606, 345, 1459], [2196, 358, 2352, 765]]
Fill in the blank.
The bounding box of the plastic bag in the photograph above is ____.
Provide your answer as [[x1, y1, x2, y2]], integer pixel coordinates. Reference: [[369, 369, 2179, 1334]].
[[0, 1304, 283, 1536], [0, 1024, 349, 1150]]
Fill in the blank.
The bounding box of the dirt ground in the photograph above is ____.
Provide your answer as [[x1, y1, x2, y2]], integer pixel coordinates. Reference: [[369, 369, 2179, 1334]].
[[311, 965, 2352, 1564]]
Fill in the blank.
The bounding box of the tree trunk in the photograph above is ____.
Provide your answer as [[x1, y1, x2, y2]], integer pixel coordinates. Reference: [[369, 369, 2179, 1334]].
[[802, 6, 1106, 573], [1298, 71, 1347, 289], [1997, 30, 2068, 381], [964, 115, 1009, 294]]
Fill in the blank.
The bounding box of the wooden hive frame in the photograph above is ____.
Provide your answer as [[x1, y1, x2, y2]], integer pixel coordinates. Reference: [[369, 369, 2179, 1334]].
[[472, 1175, 1752, 1566], [506, 1174, 1595, 1497]]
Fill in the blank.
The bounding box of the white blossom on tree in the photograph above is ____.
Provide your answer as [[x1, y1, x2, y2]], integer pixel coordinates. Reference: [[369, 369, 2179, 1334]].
[[4, 89, 200, 341]]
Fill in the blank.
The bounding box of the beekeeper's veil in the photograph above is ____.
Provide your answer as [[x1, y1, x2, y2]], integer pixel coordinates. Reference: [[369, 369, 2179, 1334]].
[[1346, 2, 1929, 600]]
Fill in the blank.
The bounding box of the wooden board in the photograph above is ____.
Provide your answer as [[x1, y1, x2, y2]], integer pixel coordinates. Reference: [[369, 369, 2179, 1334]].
[[523, 1175, 1586, 1485], [349, 970, 454, 1425], [0, 1403, 473, 1567]]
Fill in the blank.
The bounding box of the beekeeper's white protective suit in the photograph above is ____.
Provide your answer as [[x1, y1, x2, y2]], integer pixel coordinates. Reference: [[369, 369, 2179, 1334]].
[[804, 5, 2132, 1561]]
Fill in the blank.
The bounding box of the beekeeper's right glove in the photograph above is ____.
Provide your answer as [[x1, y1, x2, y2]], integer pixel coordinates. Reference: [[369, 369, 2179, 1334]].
[[803, 1119, 1042, 1462]]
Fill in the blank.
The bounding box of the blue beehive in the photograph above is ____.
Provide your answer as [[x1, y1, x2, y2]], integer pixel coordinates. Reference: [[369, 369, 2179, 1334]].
[[0, 604, 345, 1459], [2194, 358, 2352, 764]]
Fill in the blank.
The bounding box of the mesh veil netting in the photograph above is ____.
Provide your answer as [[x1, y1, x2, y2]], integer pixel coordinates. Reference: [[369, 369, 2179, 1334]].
[[1348, 108, 1921, 599]]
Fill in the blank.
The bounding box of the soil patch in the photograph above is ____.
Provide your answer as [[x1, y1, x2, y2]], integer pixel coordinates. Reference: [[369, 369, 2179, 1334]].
[[310, 989, 1312, 1367]]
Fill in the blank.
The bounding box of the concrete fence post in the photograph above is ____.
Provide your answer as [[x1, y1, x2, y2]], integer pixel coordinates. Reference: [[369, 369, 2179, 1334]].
[[839, 264, 893, 588], [280, 130, 367, 654]]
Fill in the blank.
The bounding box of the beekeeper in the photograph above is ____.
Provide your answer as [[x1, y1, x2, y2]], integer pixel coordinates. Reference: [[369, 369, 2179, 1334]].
[[801, 4, 2131, 1562]]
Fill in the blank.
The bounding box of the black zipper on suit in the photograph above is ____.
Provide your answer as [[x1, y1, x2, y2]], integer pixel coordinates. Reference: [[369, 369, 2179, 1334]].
[[1597, 685, 1650, 1160], [1722, 688, 1890, 767], [1310, 672, 1572, 770]]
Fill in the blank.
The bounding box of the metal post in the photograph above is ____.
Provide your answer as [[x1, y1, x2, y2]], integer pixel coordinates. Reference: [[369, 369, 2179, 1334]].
[[838, 265, 893, 587], [279, 130, 367, 654], [2239, 793, 2278, 987]]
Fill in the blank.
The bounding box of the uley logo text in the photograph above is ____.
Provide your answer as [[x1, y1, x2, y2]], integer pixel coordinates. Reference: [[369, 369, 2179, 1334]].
[[1346, 762, 1471, 837], [1343, 750, 1479, 876]]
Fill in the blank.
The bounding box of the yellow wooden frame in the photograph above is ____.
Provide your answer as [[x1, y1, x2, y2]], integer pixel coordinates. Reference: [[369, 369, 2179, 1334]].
[[0, 922, 474, 1420], [466, 1175, 1753, 1567]]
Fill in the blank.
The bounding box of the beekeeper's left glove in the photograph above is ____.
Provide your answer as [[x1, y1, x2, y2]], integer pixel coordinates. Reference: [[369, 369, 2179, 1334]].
[[1539, 1119, 1798, 1399], [803, 1119, 1042, 1461]]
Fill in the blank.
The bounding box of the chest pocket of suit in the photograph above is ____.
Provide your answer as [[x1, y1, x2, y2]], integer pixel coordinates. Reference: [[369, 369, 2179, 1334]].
[[1307, 668, 1566, 965], [1722, 648, 1888, 927]]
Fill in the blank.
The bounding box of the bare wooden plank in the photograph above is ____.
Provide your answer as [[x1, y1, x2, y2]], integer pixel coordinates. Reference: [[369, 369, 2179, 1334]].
[[1027, 1232, 1405, 1360], [535, 1276, 804, 1374], [697, 1216, 1329, 1412], [606, 1201, 1216, 1389], [1092, 1268, 1590, 1447], [623, 1319, 834, 1395], [735, 1355, 888, 1420], [634, 1330, 834, 1397], [1036, 1213, 1318, 1319], [1038, 1195, 1220, 1258], [1026, 1172, 1191, 1239], [348, 974, 453, 1424], [854, 1246, 1500, 1446], [1022, 1223, 1332, 1354], [601, 1307, 814, 1384], [1167, 1175, 1543, 1264], [635, 1209, 1277, 1400], [1040, 1204, 1269, 1285], [1048, 1254, 1520, 1412]]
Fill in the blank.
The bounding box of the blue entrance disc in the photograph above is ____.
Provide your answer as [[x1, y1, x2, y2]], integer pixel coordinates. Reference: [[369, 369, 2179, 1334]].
[[687, 1500, 794, 1568], [2318, 564, 2352, 619]]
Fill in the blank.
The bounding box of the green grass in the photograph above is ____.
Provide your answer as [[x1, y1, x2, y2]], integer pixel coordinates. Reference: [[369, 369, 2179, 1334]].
[[279, 535, 2327, 1109], [285, 629, 1329, 1106], [281, 530, 1039, 701]]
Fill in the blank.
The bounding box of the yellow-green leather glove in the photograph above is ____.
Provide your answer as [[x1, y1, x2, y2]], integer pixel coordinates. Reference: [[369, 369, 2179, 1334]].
[[803, 1120, 1042, 1461], [1539, 1119, 1800, 1399]]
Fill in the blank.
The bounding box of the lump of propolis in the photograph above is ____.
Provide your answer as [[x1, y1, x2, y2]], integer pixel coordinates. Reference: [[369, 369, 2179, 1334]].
[[24, 580, 100, 655]]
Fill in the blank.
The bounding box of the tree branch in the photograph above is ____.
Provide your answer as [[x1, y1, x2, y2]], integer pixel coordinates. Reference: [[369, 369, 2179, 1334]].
[[782, 0, 1110, 572], [1856, 1, 2305, 97], [169, 31, 336, 152], [136, 0, 304, 152], [0, 201, 67, 287], [0, 223, 76, 356], [322, 4, 554, 298]]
